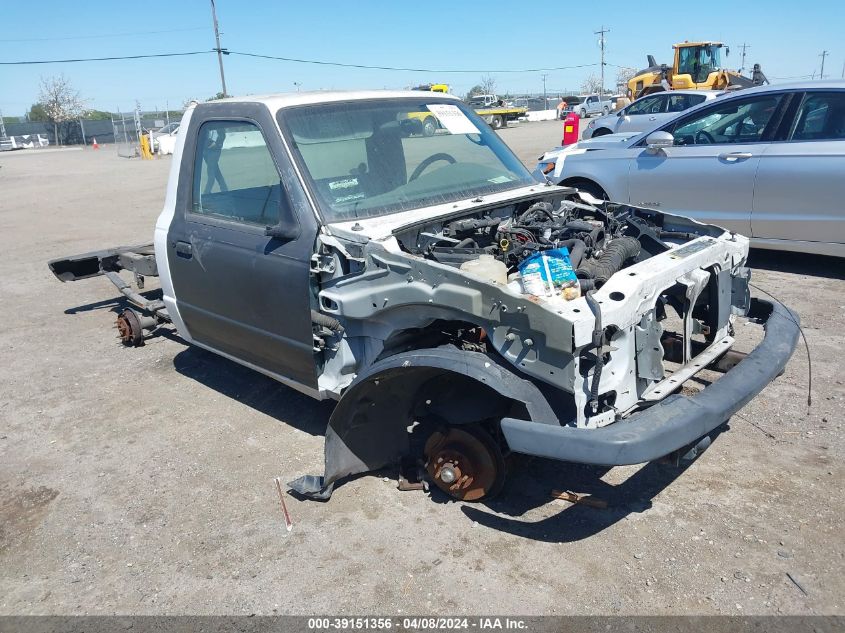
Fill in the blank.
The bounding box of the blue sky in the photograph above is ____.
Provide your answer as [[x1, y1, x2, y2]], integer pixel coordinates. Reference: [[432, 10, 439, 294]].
[[1, 0, 842, 115]]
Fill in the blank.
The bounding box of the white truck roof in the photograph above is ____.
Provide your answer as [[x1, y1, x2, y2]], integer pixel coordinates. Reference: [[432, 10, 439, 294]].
[[195, 90, 461, 111]]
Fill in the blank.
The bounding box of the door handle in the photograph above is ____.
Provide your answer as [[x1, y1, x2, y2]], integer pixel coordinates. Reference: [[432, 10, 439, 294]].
[[174, 241, 193, 258], [718, 152, 753, 161], [648, 116, 657, 120]]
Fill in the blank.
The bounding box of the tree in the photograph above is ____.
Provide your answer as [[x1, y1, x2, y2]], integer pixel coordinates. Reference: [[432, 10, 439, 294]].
[[580, 73, 604, 95], [206, 92, 226, 101], [615, 67, 637, 93], [37, 75, 87, 145], [85, 110, 113, 121], [27, 103, 49, 122], [480, 74, 497, 95], [465, 84, 484, 99]]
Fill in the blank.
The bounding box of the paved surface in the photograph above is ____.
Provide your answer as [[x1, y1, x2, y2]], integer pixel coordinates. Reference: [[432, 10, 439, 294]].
[[1, 129, 843, 616]]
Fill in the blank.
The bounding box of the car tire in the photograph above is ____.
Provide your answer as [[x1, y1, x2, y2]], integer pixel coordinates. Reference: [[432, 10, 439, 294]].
[[422, 116, 438, 137], [490, 114, 504, 130]]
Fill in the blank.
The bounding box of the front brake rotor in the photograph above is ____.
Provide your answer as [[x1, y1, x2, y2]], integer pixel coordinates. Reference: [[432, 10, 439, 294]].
[[424, 425, 505, 501]]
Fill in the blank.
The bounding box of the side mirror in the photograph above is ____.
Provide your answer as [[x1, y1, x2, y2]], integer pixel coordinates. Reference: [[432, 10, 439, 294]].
[[645, 130, 674, 154], [265, 191, 301, 241]]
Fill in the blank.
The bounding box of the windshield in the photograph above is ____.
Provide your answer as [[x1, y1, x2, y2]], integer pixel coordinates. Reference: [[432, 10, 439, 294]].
[[277, 98, 534, 222], [467, 97, 488, 107]]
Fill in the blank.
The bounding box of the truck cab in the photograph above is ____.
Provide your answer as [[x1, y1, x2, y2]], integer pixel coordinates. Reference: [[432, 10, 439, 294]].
[[467, 94, 501, 108]]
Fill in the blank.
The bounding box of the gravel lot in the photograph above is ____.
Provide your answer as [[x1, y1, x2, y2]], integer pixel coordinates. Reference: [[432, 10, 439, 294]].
[[1, 120, 843, 615]]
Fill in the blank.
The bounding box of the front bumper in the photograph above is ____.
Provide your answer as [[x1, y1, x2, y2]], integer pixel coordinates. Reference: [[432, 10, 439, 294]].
[[500, 299, 799, 466]]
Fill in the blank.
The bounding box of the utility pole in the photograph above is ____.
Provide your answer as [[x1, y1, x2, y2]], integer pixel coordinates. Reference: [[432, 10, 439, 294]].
[[841, 59, 845, 79], [594, 26, 609, 95], [210, 0, 228, 97], [738, 43, 750, 74], [541, 73, 548, 110], [819, 50, 829, 79], [0, 108, 6, 140]]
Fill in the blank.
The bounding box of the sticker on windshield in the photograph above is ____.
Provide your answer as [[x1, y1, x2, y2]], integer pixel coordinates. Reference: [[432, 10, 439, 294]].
[[488, 175, 512, 184], [426, 104, 480, 135], [329, 177, 359, 191]]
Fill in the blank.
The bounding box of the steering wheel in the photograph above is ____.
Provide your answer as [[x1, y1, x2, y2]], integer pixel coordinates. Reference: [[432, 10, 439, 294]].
[[695, 130, 715, 145], [409, 153, 457, 181]]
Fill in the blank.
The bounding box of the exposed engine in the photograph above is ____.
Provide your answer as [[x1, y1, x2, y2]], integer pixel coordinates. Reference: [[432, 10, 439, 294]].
[[395, 195, 680, 291]]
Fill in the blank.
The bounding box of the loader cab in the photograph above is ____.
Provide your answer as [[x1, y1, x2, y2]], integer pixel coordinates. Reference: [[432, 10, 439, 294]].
[[674, 43, 724, 86]]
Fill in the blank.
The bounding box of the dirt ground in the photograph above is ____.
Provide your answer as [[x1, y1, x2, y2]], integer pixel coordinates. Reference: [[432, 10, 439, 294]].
[[1, 121, 843, 615]]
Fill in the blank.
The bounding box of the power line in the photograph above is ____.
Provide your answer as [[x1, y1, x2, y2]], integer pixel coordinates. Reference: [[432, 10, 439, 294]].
[[229, 51, 599, 73], [0, 48, 600, 74], [0, 27, 207, 43], [0, 51, 214, 65]]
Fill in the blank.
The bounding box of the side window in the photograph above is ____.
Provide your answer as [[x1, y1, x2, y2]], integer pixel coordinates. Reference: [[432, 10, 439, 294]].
[[791, 92, 845, 141], [687, 94, 707, 107], [626, 95, 663, 115], [668, 94, 782, 145], [192, 120, 282, 226], [666, 93, 704, 113]]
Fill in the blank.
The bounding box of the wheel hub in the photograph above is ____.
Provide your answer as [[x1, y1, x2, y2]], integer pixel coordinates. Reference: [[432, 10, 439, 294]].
[[115, 308, 144, 346], [424, 426, 505, 501]]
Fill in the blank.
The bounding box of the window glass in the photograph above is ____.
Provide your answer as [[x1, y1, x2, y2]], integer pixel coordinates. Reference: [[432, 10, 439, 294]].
[[278, 99, 533, 222], [666, 93, 706, 113], [192, 121, 281, 226], [626, 95, 664, 115], [792, 92, 845, 140], [669, 95, 782, 145]]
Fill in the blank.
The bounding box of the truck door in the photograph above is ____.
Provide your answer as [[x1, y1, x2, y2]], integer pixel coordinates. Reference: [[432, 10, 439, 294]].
[[627, 92, 785, 235], [167, 104, 319, 390]]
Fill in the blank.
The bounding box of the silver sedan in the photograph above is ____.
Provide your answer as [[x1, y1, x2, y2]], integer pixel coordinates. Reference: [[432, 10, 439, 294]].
[[536, 81, 845, 257], [582, 90, 721, 139]]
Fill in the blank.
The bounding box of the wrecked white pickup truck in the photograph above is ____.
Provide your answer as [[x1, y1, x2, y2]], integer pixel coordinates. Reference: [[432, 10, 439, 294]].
[[49, 91, 798, 502]]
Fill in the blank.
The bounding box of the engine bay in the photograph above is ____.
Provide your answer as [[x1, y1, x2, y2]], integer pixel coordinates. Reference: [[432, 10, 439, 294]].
[[392, 191, 722, 293]]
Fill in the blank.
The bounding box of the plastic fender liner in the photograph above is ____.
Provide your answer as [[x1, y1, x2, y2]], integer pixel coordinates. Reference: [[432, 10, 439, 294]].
[[500, 299, 799, 466], [288, 347, 559, 500]]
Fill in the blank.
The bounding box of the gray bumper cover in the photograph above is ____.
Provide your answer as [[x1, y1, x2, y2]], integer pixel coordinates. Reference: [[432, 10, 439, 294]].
[[500, 299, 799, 466]]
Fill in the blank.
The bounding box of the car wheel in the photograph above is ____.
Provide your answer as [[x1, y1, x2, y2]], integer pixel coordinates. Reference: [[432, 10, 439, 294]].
[[490, 114, 504, 130], [422, 116, 438, 137]]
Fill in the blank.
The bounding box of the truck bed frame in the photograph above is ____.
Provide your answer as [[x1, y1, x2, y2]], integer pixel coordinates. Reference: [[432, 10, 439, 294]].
[[48, 243, 171, 345]]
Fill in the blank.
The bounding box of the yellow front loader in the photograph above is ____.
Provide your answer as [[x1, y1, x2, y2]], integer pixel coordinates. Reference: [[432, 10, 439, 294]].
[[627, 41, 767, 99]]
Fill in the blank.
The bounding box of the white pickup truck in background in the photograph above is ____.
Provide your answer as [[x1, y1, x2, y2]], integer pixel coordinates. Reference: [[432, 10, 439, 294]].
[[576, 94, 614, 118]]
